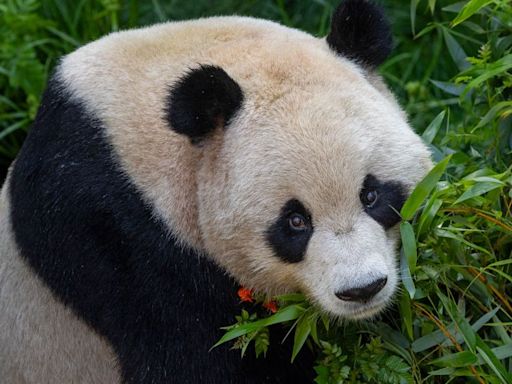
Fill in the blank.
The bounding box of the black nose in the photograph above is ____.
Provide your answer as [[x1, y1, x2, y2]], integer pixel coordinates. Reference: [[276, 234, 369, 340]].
[[335, 277, 387, 303]]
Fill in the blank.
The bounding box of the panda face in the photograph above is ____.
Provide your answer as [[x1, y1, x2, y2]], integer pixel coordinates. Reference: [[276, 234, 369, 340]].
[[54, 2, 431, 320], [196, 67, 431, 319]]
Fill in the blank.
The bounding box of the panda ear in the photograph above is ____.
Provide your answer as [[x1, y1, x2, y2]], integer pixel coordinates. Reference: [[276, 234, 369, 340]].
[[166, 65, 244, 144], [326, 0, 393, 69]]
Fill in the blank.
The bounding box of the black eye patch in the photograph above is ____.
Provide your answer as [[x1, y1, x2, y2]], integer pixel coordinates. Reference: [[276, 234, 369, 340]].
[[266, 199, 313, 264], [360, 174, 407, 229]]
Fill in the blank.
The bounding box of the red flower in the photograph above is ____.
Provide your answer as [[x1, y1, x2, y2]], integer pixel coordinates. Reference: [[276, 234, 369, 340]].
[[263, 300, 278, 313], [237, 287, 254, 303]]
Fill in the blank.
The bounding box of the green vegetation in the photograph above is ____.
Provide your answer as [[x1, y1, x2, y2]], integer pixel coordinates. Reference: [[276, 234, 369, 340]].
[[1, 0, 511, 382]]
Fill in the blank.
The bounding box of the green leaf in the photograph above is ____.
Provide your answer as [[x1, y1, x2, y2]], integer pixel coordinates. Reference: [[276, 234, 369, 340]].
[[412, 327, 453, 353], [476, 337, 512, 384], [314, 365, 330, 384], [442, 27, 470, 70], [430, 351, 478, 367], [454, 180, 504, 204], [400, 221, 417, 273], [309, 316, 319, 344], [415, 23, 437, 39], [430, 79, 465, 96], [385, 355, 412, 382], [0, 119, 30, 141], [275, 293, 307, 303], [462, 54, 512, 97], [320, 314, 330, 332], [437, 291, 476, 350], [410, 0, 420, 35], [422, 110, 446, 144], [291, 314, 311, 362], [451, 0, 493, 27], [428, 367, 473, 376], [400, 248, 416, 299], [254, 328, 270, 358], [401, 155, 452, 220], [435, 229, 492, 256], [212, 304, 304, 349], [410, 305, 500, 352], [428, 0, 436, 14], [483, 344, 512, 362], [472, 101, 512, 131], [417, 197, 443, 236], [240, 330, 258, 357], [399, 291, 413, 340]]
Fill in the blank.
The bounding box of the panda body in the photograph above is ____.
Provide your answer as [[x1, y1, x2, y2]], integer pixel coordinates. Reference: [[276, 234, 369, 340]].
[[0, 2, 432, 383], [0, 184, 119, 383]]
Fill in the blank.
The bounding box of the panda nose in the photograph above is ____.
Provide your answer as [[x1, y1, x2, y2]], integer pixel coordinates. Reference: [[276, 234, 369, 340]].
[[335, 277, 387, 303]]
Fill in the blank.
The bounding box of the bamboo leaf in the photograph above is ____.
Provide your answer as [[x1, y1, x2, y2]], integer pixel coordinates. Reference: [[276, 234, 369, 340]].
[[476, 337, 512, 384], [212, 305, 304, 348], [422, 110, 446, 144], [291, 315, 312, 362], [430, 351, 478, 367], [442, 27, 470, 70], [399, 291, 413, 340], [454, 180, 504, 204], [451, 0, 493, 27], [401, 155, 452, 220], [437, 291, 476, 350], [462, 54, 512, 97], [400, 248, 416, 299], [400, 221, 417, 273]]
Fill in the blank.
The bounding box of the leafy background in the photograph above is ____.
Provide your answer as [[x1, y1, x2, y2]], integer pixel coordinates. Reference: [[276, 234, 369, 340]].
[[1, 0, 511, 383]]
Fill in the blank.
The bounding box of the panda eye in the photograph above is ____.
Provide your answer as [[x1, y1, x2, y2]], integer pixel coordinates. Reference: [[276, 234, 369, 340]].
[[360, 189, 378, 208], [288, 213, 308, 231], [266, 199, 314, 263], [360, 174, 408, 229]]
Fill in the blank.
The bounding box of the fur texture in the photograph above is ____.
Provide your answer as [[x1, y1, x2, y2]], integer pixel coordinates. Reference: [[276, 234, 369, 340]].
[[167, 65, 244, 143], [327, 0, 393, 68]]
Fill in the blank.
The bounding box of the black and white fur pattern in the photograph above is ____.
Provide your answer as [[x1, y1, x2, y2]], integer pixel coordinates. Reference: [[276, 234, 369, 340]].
[[0, 1, 432, 383]]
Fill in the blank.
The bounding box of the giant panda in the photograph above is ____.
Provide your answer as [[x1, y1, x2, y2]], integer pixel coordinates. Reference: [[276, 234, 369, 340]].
[[0, 0, 432, 383]]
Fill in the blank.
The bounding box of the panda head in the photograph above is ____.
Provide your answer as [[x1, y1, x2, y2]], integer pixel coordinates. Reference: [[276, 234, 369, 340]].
[[162, 0, 431, 320]]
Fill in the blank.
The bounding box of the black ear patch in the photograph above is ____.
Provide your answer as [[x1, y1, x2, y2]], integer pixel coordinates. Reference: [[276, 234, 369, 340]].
[[327, 0, 393, 68], [166, 65, 243, 143]]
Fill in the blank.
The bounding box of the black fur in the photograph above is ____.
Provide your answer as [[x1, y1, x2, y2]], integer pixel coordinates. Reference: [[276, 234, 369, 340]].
[[327, 0, 393, 68], [360, 174, 406, 228], [166, 65, 244, 144], [266, 199, 313, 263], [9, 78, 313, 383]]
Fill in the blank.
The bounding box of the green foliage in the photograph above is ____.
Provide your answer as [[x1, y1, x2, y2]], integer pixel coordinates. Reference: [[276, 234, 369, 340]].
[[0, 0, 133, 178], [1, 0, 511, 382], [223, 309, 271, 358], [314, 339, 413, 384]]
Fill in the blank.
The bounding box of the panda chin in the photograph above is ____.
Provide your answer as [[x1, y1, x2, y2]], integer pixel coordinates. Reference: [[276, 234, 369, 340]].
[[339, 300, 389, 321], [316, 297, 388, 321]]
